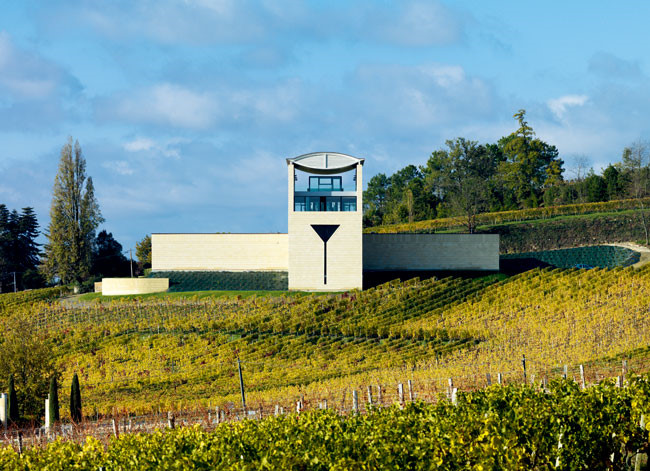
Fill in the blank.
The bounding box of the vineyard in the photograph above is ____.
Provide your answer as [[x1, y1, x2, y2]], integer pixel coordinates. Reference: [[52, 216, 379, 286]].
[[365, 196, 650, 234], [1, 379, 650, 469], [2, 265, 650, 418]]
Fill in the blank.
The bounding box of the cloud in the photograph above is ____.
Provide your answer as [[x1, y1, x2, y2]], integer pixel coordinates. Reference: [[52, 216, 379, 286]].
[[369, 1, 464, 46], [547, 94, 589, 119], [0, 31, 81, 100], [588, 52, 644, 80], [98, 83, 218, 129]]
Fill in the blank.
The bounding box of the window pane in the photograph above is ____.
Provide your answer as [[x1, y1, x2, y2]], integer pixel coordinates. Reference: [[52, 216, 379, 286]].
[[342, 197, 356, 211], [294, 196, 306, 212]]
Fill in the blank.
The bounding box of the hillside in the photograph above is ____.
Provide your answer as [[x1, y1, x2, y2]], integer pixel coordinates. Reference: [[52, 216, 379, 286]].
[[5, 266, 650, 416]]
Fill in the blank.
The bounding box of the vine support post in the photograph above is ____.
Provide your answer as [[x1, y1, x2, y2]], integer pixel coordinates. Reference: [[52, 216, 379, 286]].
[[622, 360, 628, 385], [634, 415, 646, 471], [579, 365, 586, 390], [497, 373, 502, 385], [486, 373, 492, 386], [352, 390, 359, 413], [377, 386, 383, 405], [366, 386, 373, 406], [408, 380, 414, 401], [398, 383, 404, 406], [563, 365, 568, 380], [237, 358, 247, 413], [522, 354, 527, 384]]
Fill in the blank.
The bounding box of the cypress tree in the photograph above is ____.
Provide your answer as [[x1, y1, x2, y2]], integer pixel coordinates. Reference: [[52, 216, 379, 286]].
[[7, 375, 18, 424], [70, 373, 82, 423], [48, 376, 59, 425]]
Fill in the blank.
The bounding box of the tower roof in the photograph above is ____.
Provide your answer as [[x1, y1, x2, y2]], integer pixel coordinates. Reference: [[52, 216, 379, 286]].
[[287, 152, 364, 174]]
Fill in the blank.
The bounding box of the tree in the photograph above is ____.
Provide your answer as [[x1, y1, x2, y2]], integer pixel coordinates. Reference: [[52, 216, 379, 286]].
[[622, 141, 650, 245], [43, 138, 104, 285], [0, 206, 42, 292], [135, 235, 152, 271], [70, 373, 82, 423], [603, 164, 625, 200], [0, 311, 55, 419], [91, 230, 130, 278], [436, 138, 496, 233], [7, 375, 18, 424], [48, 375, 59, 425], [498, 110, 564, 208]]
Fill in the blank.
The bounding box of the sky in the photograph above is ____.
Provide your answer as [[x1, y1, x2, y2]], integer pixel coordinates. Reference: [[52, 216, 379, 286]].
[[2, 0, 650, 251]]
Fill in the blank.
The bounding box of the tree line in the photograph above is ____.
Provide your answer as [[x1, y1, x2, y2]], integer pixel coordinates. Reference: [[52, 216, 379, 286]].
[[364, 110, 649, 234], [0, 138, 152, 293]]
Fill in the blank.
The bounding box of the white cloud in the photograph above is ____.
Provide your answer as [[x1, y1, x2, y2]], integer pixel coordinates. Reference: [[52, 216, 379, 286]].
[[124, 137, 155, 152], [0, 31, 78, 100], [547, 94, 589, 119], [106, 83, 218, 129], [377, 1, 463, 46], [102, 160, 134, 175]]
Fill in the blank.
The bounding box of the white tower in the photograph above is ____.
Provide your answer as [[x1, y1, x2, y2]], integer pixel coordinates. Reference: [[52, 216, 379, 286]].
[[287, 153, 364, 291]]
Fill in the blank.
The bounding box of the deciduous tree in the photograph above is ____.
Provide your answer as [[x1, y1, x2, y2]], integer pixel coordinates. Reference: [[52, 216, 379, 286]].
[[43, 138, 103, 285]]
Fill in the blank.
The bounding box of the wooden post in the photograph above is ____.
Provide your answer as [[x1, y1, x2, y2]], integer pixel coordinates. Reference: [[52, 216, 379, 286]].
[[579, 365, 585, 390], [352, 390, 359, 413], [112, 418, 119, 438], [17, 432, 22, 455], [296, 401, 302, 413], [237, 358, 247, 412], [367, 386, 373, 406], [451, 388, 458, 405], [634, 414, 646, 471], [398, 383, 404, 406], [622, 360, 628, 384], [616, 376, 622, 388], [486, 373, 492, 386], [530, 374, 535, 386], [167, 412, 175, 429], [563, 365, 568, 380], [522, 354, 527, 384], [275, 405, 280, 416], [407, 380, 414, 401], [377, 386, 383, 405], [448, 378, 454, 399]]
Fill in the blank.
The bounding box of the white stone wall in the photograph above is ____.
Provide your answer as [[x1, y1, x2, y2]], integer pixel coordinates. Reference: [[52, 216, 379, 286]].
[[102, 278, 170, 296], [363, 234, 499, 271], [152, 233, 288, 271]]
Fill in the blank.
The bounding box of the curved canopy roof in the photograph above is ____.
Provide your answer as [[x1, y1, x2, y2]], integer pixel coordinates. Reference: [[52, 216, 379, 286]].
[[287, 152, 364, 174]]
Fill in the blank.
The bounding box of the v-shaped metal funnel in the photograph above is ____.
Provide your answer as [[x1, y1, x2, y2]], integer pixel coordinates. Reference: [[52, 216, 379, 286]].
[[311, 224, 339, 285]]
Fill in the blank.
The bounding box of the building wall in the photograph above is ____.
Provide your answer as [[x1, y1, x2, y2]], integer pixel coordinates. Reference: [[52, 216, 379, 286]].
[[288, 212, 363, 291], [152, 233, 288, 271], [102, 278, 169, 296], [363, 234, 499, 271], [287, 162, 363, 291]]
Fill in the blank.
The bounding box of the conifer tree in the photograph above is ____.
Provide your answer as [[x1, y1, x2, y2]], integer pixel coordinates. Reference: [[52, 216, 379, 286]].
[[70, 373, 82, 423], [7, 375, 18, 424], [48, 376, 59, 425], [43, 138, 104, 285]]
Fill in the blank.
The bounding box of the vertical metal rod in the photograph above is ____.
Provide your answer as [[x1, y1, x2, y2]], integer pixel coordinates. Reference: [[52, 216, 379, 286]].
[[323, 241, 327, 285], [130, 249, 134, 278], [237, 358, 247, 412]]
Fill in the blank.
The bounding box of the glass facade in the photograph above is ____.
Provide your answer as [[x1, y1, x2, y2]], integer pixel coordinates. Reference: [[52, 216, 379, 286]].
[[294, 196, 357, 212]]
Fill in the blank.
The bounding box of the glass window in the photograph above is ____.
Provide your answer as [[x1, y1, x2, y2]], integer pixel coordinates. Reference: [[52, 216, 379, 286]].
[[294, 196, 306, 212], [307, 197, 321, 211], [326, 197, 341, 211], [342, 197, 357, 212]]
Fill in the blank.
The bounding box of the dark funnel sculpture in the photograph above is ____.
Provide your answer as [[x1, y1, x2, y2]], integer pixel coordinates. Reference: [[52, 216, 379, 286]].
[[311, 224, 339, 285]]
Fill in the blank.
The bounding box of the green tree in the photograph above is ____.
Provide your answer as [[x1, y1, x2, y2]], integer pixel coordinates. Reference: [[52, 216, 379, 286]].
[[436, 138, 496, 233], [363, 174, 390, 227], [7, 374, 18, 424], [603, 164, 625, 200], [135, 235, 152, 270], [48, 375, 59, 425], [498, 110, 564, 208], [622, 141, 650, 244], [70, 373, 82, 423], [91, 230, 130, 278], [43, 138, 104, 285], [0, 311, 55, 419], [0, 206, 42, 292]]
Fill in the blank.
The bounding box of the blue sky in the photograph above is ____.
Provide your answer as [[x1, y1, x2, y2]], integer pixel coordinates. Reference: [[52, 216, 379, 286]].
[[1, 1, 650, 250]]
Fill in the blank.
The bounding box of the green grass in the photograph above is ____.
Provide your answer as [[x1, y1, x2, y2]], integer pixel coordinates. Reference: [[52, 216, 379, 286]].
[[76, 289, 333, 303]]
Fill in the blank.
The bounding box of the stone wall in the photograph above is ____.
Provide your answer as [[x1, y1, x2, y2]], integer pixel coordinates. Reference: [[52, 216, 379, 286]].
[[101, 278, 170, 296], [363, 234, 499, 271]]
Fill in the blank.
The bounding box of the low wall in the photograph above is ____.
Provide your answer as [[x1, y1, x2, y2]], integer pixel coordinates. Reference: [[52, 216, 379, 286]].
[[152, 233, 288, 271], [101, 278, 169, 296], [94, 282, 102, 293], [363, 234, 499, 271]]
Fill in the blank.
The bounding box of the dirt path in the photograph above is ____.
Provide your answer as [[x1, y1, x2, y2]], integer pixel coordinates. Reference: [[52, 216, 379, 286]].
[[606, 242, 650, 268]]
